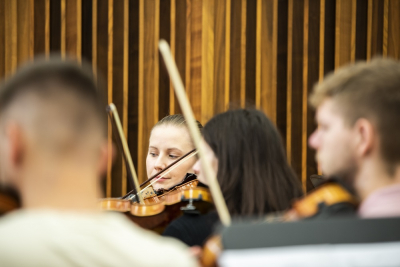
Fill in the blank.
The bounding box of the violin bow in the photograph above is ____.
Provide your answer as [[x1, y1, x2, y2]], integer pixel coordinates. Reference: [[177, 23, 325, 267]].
[[107, 104, 144, 204], [159, 40, 231, 226], [121, 148, 197, 199]]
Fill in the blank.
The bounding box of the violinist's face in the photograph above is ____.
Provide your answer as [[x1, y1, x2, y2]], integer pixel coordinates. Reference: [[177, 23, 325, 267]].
[[146, 125, 196, 191], [309, 99, 357, 179], [192, 140, 218, 185]]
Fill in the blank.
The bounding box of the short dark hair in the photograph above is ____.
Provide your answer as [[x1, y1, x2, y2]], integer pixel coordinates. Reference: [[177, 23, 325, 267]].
[[0, 57, 106, 134], [203, 109, 303, 217], [310, 58, 400, 173]]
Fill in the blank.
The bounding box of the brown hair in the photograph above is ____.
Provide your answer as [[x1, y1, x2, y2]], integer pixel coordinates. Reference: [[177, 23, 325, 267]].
[[203, 109, 303, 217], [310, 58, 400, 171]]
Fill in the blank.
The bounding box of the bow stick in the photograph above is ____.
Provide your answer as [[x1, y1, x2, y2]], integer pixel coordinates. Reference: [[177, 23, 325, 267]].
[[159, 40, 231, 226], [107, 103, 144, 204]]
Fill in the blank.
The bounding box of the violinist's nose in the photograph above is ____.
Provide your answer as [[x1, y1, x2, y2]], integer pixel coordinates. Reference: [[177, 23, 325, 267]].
[[154, 155, 167, 172], [308, 128, 320, 150], [193, 159, 201, 175]]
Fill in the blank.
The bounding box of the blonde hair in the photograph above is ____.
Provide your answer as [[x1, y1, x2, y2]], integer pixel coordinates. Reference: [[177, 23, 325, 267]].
[[153, 114, 203, 132]]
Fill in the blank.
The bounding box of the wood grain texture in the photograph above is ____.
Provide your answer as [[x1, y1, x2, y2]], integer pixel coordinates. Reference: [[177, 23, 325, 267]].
[[258, 0, 278, 123], [201, 0, 215, 123], [138, 0, 160, 182], [2, 0, 400, 194], [287, 0, 304, 181], [189, 0, 202, 121], [335, 0, 357, 67], [214, 0, 229, 114], [367, 0, 384, 60], [304, 0, 319, 192], [17, 0, 34, 65], [387, 0, 400, 59], [0, 0, 5, 78], [110, 0, 125, 196], [5, 0, 17, 76]]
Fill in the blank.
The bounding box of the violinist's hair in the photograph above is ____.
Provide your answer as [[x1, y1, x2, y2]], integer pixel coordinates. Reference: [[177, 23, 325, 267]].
[[310, 58, 400, 174], [203, 109, 303, 217], [153, 114, 203, 132], [0, 56, 107, 147]]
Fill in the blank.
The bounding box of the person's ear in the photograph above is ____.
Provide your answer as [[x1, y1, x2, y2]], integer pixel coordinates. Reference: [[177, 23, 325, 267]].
[[354, 118, 374, 157], [6, 123, 25, 171], [97, 141, 116, 176]]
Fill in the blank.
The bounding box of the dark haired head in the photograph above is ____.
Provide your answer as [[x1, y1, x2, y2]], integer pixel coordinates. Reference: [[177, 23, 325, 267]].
[[203, 109, 302, 217], [0, 57, 107, 155]]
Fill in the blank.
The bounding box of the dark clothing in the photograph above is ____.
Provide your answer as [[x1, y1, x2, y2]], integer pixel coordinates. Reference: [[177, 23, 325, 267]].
[[162, 211, 219, 247]]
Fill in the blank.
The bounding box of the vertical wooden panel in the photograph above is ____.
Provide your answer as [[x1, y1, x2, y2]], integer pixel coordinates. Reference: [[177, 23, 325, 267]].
[[159, 0, 171, 119], [169, 0, 186, 115], [5, 0, 17, 76], [245, 0, 256, 107], [367, 0, 383, 60], [62, 0, 82, 61], [189, 0, 202, 120], [258, 0, 278, 123], [383, 0, 389, 56], [34, 0, 50, 56], [335, 0, 357, 67], [387, 0, 400, 59], [276, 0, 288, 143], [355, 0, 368, 60], [138, 0, 160, 181], [323, 0, 335, 74], [201, 0, 214, 123], [81, 0, 92, 62], [303, 0, 319, 192], [92, 0, 98, 76], [240, 0, 246, 108], [16, 0, 34, 65], [229, 0, 244, 108], [214, 0, 229, 114], [61, 0, 66, 57], [50, 0, 61, 53], [185, 0, 192, 101], [287, 0, 304, 182], [17, 0, 34, 64], [122, 0, 129, 195], [110, 0, 125, 196], [0, 0, 5, 78], [127, 0, 139, 184], [107, 0, 113, 197]]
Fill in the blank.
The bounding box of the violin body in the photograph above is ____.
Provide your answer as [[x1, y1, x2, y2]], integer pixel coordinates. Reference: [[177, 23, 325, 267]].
[[100, 176, 214, 233], [200, 180, 359, 267]]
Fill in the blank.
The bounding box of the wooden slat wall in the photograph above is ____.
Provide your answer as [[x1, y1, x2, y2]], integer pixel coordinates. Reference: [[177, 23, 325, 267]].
[[1, 0, 400, 195]]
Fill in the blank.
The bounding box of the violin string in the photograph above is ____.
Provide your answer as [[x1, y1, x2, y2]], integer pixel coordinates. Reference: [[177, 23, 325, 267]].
[[139, 151, 199, 194]]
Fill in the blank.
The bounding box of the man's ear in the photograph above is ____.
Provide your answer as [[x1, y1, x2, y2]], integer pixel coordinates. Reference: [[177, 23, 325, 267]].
[[97, 141, 116, 176], [354, 118, 375, 157], [6, 123, 25, 171]]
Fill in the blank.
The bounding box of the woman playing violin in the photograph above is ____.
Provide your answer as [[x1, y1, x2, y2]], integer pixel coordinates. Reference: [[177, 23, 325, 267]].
[[163, 109, 303, 246], [146, 114, 203, 191]]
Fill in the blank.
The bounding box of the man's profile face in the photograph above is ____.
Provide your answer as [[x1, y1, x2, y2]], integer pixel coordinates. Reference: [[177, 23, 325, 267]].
[[309, 98, 357, 180]]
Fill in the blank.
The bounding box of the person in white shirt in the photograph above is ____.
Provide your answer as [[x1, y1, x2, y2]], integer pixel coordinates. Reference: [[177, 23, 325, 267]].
[[0, 58, 198, 267]]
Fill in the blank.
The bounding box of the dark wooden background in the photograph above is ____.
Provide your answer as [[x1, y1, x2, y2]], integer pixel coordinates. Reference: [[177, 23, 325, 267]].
[[1, 0, 399, 197]]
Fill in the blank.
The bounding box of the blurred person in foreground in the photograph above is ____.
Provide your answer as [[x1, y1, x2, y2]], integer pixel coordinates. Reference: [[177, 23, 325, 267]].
[[309, 58, 400, 218], [0, 58, 198, 267]]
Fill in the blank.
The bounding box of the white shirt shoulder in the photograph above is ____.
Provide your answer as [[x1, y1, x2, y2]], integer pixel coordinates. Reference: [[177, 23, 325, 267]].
[[0, 210, 198, 267]]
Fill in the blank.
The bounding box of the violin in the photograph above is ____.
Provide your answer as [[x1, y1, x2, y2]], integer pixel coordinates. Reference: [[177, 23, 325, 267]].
[[200, 179, 359, 267], [100, 104, 214, 233]]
